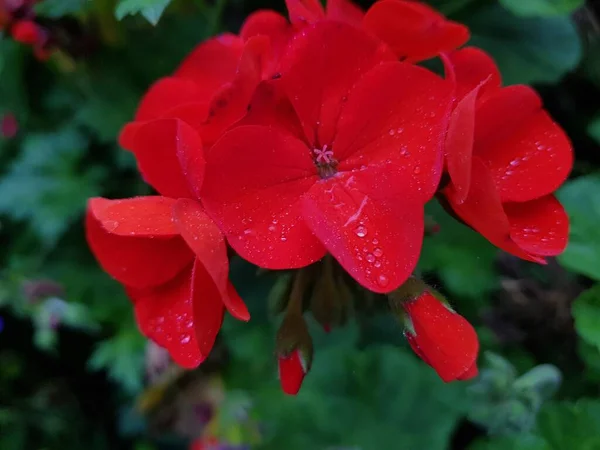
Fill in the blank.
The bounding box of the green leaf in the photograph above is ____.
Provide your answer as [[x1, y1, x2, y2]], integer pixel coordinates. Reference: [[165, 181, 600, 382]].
[[88, 328, 146, 394], [499, 0, 584, 17], [34, 0, 90, 17], [588, 117, 600, 144], [469, 434, 550, 450], [466, 4, 581, 85], [572, 285, 600, 351], [536, 400, 600, 448], [419, 202, 498, 300], [115, 0, 172, 25], [556, 175, 600, 280], [0, 128, 104, 246]]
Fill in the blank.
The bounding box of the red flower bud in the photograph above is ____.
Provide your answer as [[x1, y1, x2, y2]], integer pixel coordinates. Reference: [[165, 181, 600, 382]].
[[402, 291, 479, 382], [11, 19, 40, 45], [275, 312, 313, 395], [278, 348, 310, 395]]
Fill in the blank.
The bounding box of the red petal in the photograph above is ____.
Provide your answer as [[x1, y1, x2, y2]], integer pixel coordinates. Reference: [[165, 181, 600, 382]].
[[11, 20, 40, 45], [403, 292, 479, 382], [443, 81, 482, 203], [475, 88, 572, 203], [240, 10, 292, 76], [285, 0, 325, 25], [90, 196, 179, 236], [442, 47, 501, 102], [201, 125, 326, 269], [280, 21, 395, 146], [120, 118, 202, 199], [505, 195, 569, 257], [326, 0, 364, 26], [130, 267, 205, 368], [457, 363, 479, 381], [134, 77, 211, 122], [199, 36, 269, 147], [278, 349, 307, 395], [444, 158, 543, 263], [333, 61, 453, 201], [363, 0, 469, 62], [301, 172, 424, 293], [86, 198, 193, 288], [173, 199, 249, 321], [191, 258, 225, 357], [175, 34, 244, 90], [237, 79, 305, 139]]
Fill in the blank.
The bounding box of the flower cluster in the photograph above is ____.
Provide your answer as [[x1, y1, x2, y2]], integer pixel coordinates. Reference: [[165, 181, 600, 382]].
[[0, 0, 53, 60], [86, 0, 572, 394]]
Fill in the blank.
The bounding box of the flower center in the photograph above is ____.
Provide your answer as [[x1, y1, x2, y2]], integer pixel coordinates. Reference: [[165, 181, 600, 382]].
[[313, 145, 337, 179]]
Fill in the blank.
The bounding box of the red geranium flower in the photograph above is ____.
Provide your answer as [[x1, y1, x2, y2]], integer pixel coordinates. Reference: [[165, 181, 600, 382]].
[[403, 291, 479, 382], [86, 119, 249, 368], [196, 21, 454, 293], [440, 48, 572, 262], [11, 19, 40, 45]]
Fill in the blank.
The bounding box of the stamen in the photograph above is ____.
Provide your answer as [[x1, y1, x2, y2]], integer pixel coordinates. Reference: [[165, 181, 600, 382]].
[[313, 145, 335, 164]]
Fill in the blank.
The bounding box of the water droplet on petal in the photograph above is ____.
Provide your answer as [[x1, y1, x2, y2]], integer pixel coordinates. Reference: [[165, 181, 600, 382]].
[[104, 220, 119, 232], [413, 166, 421, 175], [366, 254, 375, 263], [181, 335, 191, 344], [388, 129, 395, 136], [372, 238, 379, 245], [377, 274, 389, 287], [374, 261, 381, 268], [373, 248, 383, 257], [355, 226, 367, 238]]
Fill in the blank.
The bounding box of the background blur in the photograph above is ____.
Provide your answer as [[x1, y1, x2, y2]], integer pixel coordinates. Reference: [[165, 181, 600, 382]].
[[2, 0, 600, 449]]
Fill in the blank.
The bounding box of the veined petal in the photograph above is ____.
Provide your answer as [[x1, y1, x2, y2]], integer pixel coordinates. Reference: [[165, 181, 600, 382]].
[[175, 33, 244, 90], [301, 172, 424, 293], [201, 125, 326, 269], [442, 47, 501, 102], [285, 0, 325, 25], [506, 195, 569, 257], [280, 21, 395, 147], [326, 0, 364, 26], [86, 198, 193, 289], [173, 199, 249, 321], [90, 196, 179, 236], [119, 118, 203, 199], [334, 61, 453, 201], [191, 258, 226, 357], [475, 87, 572, 202], [130, 267, 205, 368]]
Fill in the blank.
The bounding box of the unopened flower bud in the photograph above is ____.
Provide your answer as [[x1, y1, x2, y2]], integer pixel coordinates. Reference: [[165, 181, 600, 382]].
[[275, 313, 313, 395]]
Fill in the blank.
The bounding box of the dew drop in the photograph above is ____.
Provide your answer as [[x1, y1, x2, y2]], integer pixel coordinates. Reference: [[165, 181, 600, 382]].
[[268, 225, 276, 232], [372, 238, 379, 245], [377, 274, 389, 287], [355, 226, 367, 238], [413, 166, 421, 175], [388, 129, 395, 136], [366, 254, 375, 263], [181, 335, 191, 344], [104, 220, 119, 232], [373, 248, 383, 257], [280, 236, 287, 242], [374, 261, 381, 268]]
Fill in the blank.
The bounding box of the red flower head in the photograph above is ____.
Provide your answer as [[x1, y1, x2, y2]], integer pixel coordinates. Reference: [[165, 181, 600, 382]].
[[440, 48, 572, 262], [401, 289, 479, 382], [11, 19, 40, 45], [197, 21, 454, 293], [86, 119, 250, 367]]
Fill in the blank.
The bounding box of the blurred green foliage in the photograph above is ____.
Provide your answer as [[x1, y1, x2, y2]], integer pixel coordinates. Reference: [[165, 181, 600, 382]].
[[1, 0, 600, 449]]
